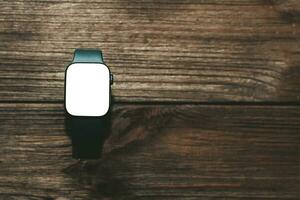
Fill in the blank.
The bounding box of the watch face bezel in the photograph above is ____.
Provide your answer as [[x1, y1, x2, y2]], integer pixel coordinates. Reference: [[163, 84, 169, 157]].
[[64, 62, 111, 118]]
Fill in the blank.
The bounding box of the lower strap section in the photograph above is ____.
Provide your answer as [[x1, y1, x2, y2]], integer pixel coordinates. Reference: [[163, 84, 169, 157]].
[[65, 114, 110, 159]]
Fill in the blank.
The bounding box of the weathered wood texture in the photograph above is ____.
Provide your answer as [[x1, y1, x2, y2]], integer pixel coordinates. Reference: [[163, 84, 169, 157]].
[[1, 1, 300, 199], [0, 0, 300, 102], [1, 103, 299, 199]]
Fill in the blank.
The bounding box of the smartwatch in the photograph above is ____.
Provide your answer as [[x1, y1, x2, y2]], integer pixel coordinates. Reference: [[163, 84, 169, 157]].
[[64, 49, 113, 159]]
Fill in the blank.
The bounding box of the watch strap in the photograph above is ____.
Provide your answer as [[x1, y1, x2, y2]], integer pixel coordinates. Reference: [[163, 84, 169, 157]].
[[65, 114, 110, 159], [72, 49, 104, 63], [66, 48, 109, 159]]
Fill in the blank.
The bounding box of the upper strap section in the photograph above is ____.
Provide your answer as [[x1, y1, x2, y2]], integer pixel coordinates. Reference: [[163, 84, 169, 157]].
[[72, 49, 104, 63]]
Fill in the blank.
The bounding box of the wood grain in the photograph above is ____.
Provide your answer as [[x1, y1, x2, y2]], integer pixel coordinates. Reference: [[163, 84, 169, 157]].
[[1, 103, 299, 199], [0, 0, 300, 102], [1, 1, 300, 199]]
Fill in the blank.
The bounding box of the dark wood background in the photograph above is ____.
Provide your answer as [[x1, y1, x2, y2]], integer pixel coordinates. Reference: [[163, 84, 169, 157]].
[[0, 0, 299, 199]]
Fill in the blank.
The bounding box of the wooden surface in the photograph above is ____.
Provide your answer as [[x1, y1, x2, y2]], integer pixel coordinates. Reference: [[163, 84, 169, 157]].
[[1, 0, 300, 199], [0, 104, 299, 199], [0, 0, 300, 102]]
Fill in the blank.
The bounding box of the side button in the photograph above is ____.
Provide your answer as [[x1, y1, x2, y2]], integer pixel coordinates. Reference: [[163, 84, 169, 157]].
[[110, 73, 114, 85]]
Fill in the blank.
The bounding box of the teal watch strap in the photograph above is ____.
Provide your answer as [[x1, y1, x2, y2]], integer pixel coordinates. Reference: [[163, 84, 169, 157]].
[[66, 48, 110, 159], [65, 113, 110, 159], [72, 49, 104, 63]]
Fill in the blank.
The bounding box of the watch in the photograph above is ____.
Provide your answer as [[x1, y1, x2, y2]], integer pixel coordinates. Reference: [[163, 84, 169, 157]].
[[64, 49, 113, 159]]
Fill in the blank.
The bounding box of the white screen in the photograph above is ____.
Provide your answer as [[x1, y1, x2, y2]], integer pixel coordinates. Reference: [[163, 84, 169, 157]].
[[65, 63, 110, 117]]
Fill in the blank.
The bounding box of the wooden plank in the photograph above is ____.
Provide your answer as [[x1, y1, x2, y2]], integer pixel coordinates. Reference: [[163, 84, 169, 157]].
[[0, 0, 299, 102], [0, 103, 299, 199], [0, 104, 90, 199]]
